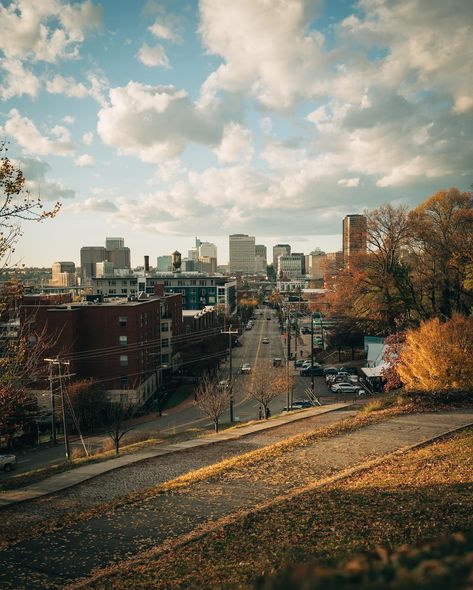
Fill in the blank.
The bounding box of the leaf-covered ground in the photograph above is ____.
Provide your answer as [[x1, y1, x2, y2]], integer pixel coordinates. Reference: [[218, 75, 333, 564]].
[[74, 428, 473, 590]]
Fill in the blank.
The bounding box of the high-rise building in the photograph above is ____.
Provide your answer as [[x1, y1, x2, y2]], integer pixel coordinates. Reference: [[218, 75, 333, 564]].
[[278, 255, 303, 279], [157, 255, 173, 272], [80, 247, 107, 280], [273, 244, 291, 268], [343, 214, 367, 263], [229, 234, 256, 274], [51, 261, 76, 286], [291, 253, 306, 275], [306, 250, 327, 280], [199, 241, 217, 260], [105, 237, 125, 250], [107, 247, 131, 270], [255, 244, 267, 273]]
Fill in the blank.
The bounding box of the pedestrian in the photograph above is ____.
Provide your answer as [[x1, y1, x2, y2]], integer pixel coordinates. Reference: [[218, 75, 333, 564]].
[[265, 407, 271, 419], [258, 405, 263, 420]]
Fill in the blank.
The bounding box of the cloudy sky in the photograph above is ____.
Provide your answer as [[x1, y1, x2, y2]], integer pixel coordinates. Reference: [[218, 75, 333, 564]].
[[1, 0, 472, 267]]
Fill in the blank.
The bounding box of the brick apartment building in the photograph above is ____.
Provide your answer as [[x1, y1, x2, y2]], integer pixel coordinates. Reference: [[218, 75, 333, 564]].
[[21, 292, 182, 407]]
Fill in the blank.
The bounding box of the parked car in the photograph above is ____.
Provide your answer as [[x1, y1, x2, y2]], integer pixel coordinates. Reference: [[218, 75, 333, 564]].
[[339, 366, 358, 375], [300, 366, 324, 376], [330, 382, 363, 394], [262, 337, 270, 344], [292, 400, 315, 408], [272, 357, 282, 367], [301, 327, 311, 334], [0, 454, 17, 472], [240, 363, 251, 374], [323, 367, 339, 376], [295, 359, 306, 368]]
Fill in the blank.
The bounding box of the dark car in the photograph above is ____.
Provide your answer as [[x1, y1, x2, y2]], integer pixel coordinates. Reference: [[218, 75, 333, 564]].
[[300, 366, 324, 376], [323, 367, 339, 376], [295, 359, 306, 368]]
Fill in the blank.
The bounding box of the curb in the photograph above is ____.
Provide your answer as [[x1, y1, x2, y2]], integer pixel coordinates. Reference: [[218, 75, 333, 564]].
[[0, 403, 351, 508], [68, 420, 473, 589]]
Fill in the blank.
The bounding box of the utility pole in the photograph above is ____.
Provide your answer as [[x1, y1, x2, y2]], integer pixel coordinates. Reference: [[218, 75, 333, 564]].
[[311, 314, 315, 394], [221, 324, 238, 422], [286, 309, 291, 410], [45, 357, 71, 461], [48, 362, 57, 445]]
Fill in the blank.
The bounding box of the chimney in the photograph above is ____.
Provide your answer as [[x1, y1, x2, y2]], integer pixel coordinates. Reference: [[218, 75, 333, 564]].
[[144, 255, 150, 272]]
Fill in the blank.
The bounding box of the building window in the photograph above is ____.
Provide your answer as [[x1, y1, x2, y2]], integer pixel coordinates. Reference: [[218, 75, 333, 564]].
[[109, 289, 116, 294], [119, 335, 127, 347], [162, 353, 169, 363], [161, 323, 169, 332], [119, 316, 127, 327], [120, 355, 128, 367], [121, 288, 128, 294], [120, 375, 128, 387], [161, 338, 169, 347]]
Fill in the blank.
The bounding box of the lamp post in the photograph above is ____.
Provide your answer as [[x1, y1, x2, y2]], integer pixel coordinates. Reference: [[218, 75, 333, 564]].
[[311, 313, 315, 394]]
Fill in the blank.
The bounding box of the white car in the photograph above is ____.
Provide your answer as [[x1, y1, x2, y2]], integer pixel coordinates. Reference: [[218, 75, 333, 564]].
[[241, 363, 251, 374], [330, 382, 362, 394], [262, 337, 269, 344], [0, 453, 17, 472]]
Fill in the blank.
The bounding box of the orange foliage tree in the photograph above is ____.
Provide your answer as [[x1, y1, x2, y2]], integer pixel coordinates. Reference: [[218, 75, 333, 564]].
[[397, 315, 473, 392]]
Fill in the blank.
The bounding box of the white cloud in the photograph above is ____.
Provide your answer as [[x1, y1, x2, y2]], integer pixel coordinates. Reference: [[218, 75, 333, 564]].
[[137, 43, 170, 68], [149, 20, 180, 42], [4, 109, 75, 156], [46, 74, 88, 98], [0, 58, 40, 100], [338, 177, 360, 188], [215, 123, 253, 164], [0, 0, 102, 63], [45, 70, 109, 105], [82, 131, 94, 145], [62, 115, 74, 125], [97, 81, 223, 163], [75, 154, 94, 167], [198, 0, 327, 110]]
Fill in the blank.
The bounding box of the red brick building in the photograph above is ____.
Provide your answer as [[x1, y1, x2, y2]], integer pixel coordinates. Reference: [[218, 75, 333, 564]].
[[22, 293, 182, 407]]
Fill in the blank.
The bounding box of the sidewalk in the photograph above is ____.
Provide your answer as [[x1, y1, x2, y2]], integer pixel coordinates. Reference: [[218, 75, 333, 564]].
[[0, 408, 471, 590], [0, 402, 350, 508]]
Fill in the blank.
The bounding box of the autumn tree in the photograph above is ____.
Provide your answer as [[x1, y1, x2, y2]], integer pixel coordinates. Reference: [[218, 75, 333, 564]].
[[409, 188, 473, 319], [246, 365, 281, 418], [1, 143, 61, 438], [397, 315, 473, 392], [194, 374, 230, 433]]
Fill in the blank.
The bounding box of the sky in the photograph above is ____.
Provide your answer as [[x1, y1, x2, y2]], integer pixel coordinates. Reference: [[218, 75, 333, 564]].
[[1, 0, 472, 268]]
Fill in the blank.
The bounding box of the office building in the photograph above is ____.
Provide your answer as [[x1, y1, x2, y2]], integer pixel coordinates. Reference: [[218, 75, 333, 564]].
[[278, 255, 303, 279], [306, 250, 327, 280], [105, 237, 125, 250], [229, 234, 256, 274], [80, 246, 107, 280], [273, 244, 291, 268], [199, 241, 217, 260], [291, 253, 306, 275], [255, 245, 267, 273], [51, 262, 76, 287], [157, 255, 173, 272], [343, 214, 367, 263]]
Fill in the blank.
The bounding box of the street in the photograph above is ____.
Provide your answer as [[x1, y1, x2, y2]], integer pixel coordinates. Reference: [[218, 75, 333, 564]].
[[2, 308, 333, 477]]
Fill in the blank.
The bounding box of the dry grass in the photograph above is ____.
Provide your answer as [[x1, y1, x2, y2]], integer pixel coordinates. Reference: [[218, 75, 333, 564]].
[[72, 428, 473, 590]]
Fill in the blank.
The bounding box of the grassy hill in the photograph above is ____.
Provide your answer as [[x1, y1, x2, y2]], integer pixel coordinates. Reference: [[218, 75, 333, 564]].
[[74, 426, 473, 590]]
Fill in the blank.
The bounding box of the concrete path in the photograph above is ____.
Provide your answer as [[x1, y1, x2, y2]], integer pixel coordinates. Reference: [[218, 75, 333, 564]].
[[0, 408, 471, 590], [0, 403, 349, 508]]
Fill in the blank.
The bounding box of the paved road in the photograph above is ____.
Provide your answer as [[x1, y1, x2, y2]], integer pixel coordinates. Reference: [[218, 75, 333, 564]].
[[1, 408, 471, 589], [2, 308, 316, 477]]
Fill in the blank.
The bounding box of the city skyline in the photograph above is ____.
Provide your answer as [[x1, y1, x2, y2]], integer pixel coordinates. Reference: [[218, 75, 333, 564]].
[[1, 0, 471, 267]]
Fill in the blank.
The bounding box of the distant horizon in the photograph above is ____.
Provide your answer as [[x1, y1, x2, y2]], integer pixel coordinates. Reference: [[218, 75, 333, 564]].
[[2, 0, 471, 271]]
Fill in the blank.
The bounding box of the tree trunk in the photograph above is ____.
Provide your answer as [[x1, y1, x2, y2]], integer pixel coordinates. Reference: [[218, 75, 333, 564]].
[[214, 418, 219, 433], [115, 437, 120, 455]]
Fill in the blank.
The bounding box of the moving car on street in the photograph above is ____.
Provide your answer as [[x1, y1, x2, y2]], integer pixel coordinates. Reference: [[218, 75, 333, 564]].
[[262, 337, 270, 344], [300, 365, 324, 376], [241, 363, 251, 374]]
